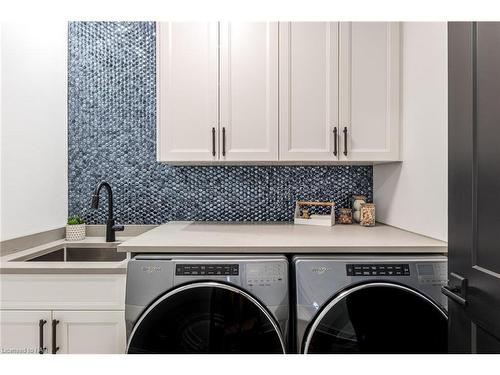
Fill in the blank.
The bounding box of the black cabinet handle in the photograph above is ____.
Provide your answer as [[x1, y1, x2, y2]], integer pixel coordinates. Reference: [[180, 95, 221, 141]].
[[222, 127, 226, 157], [211, 127, 216, 157], [51, 320, 59, 354], [38, 319, 47, 354], [343, 126, 348, 156], [333, 127, 338, 156]]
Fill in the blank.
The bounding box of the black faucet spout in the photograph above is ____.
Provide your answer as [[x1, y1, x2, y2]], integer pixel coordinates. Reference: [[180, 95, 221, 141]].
[[90, 181, 123, 242]]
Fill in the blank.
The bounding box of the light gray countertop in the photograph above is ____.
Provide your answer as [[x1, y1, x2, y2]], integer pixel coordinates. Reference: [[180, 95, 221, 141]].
[[117, 221, 447, 254], [1, 222, 447, 274]]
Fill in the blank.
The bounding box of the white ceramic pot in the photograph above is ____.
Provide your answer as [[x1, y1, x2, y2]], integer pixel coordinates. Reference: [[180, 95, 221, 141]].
[[66, 224, 86, 241]]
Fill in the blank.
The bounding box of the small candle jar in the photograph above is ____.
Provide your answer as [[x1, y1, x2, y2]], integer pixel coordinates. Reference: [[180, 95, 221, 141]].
[[351, 195, 367, 211], [359, 203, 376, 227], [338, 208, 353, 224]]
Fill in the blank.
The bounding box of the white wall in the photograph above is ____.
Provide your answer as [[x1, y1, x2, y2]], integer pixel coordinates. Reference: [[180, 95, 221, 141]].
[[374, 22, 448, 241], [0, 22, 68, 241]]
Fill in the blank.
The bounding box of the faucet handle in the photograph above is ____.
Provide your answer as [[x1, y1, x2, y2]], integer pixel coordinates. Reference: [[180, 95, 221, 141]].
[[112, 224, 124, 232]]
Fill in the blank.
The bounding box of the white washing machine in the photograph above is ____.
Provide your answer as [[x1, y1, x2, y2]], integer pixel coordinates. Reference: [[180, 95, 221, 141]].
[[126, 254, 289, 353], [294, 255, 448, 353]]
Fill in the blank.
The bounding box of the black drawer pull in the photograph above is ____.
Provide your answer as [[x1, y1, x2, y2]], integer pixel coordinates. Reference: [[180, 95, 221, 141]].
[[343, 126, 348, 156], [222, 127, 226, 157], [333, 127, 338, 156], [39, 319, 47, 354], [211, 127, 216, 157], [52, 320, 59, 354]]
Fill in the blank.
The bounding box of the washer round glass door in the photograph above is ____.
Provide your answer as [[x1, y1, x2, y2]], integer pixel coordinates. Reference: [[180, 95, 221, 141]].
[[127, 282, 285, 354], [303, 282, 447, 354]]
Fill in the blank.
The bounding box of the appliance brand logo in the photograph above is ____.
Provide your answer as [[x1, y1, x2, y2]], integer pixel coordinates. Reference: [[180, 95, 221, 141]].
[[141, 266, 162, 273], [311, 266, 332, 275]]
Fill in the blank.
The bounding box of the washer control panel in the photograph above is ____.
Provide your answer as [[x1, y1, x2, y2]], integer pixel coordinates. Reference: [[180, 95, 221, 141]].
[[246, 263, 285, 286], [346, 264, 411, 277], [175, 264, 239, 276]]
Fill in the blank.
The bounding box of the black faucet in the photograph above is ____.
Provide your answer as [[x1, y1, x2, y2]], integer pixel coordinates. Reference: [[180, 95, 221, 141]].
[[90, 181, 124, 242]]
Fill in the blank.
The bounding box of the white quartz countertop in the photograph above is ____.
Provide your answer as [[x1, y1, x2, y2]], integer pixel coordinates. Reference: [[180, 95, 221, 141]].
[[117, 221, 447, 254]]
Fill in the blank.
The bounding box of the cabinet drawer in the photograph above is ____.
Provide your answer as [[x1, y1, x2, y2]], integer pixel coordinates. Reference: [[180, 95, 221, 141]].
[[0, 274, 125, 310]]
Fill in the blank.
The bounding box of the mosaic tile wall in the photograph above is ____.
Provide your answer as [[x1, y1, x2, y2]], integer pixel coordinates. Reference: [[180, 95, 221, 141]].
[[68, 22, 373, 224]]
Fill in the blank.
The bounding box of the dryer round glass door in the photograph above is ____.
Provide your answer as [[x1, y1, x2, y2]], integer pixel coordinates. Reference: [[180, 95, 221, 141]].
[[127, 282, 286, 354], [303, 282, 447, 354]]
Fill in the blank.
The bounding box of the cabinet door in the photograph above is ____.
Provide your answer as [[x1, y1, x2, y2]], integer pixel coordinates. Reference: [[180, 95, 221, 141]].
[[219, 22, 279, 161], [279, 22, 339, 161], [0, 310, 52, 354], [157, 22, 218, 162], [339, 22, 400, 161], [53, 311, 125, 354]]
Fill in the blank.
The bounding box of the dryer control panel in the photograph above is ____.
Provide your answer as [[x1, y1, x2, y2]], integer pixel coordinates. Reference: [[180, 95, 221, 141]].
[[346, 264, 410, 277]]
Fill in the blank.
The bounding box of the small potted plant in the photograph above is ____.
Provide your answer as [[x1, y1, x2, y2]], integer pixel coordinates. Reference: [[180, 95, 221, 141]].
[[66, 215, 86, 241]]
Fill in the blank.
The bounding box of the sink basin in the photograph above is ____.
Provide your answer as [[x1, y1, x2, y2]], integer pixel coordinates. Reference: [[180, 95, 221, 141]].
[[24, 247, 126, 262]]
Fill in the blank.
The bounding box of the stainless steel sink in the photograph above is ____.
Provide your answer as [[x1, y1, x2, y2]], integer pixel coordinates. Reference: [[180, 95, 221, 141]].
[[24, 247, 126, 262]]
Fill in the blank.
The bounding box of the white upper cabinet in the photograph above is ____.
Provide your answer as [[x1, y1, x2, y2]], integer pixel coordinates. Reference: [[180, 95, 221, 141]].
[[339, 22, 400, 161], [157, 22, 401, 164], [219, 22, 278, 161], [157, 22, 218, 162], [279, 22, 339, 161]]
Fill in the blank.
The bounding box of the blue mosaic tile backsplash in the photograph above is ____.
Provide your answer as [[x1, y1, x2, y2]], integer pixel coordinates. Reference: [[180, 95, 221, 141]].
[[68, 22, 373, 224]]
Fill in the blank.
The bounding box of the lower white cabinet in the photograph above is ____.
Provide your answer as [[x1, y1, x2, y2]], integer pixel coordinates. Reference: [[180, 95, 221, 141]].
[[0, 274, 126, 354], [0, 310, 52, 354], [53, 311, 125, 354], [0, 310, 125, 354]]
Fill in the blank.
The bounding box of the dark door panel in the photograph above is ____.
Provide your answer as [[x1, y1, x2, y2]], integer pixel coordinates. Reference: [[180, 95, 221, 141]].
[[447, 21, 475, 304], [476, 324, 500, 353], [448, 302, 471, 353], [447, 21, 500, 352], [475, 21, 500, 272], [471, 23, 500, 339]]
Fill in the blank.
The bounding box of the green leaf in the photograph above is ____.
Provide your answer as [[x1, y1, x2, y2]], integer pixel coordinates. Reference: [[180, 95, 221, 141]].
[[67, 214, 85, 225]]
